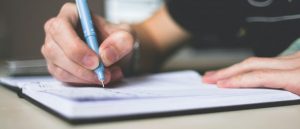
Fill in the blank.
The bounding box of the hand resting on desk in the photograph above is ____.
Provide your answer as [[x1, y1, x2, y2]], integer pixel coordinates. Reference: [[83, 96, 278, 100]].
[[203, 52, 300, 95]]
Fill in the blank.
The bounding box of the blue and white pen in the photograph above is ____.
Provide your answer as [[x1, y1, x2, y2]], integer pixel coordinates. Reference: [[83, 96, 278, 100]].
[[75, 0, 105, 87]]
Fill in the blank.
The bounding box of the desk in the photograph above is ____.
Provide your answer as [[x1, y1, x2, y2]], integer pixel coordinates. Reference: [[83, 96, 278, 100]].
[[1, 67, 300, 129]]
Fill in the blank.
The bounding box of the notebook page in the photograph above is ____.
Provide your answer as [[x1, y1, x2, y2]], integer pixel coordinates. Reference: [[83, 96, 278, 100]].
[[21, 70, 299, 102], [3, 70, 299, 102], [2, 70, 300, 119]]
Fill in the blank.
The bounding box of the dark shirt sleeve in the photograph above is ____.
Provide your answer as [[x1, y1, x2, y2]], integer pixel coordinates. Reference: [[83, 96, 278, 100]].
[[166, 0, 244, 36]]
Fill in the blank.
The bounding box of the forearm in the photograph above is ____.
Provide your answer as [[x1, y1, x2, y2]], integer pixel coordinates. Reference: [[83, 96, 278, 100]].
[[131, 5, 190, 73]]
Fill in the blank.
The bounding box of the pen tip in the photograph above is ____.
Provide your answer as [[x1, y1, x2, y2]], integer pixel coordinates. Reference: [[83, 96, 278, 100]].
[[100, 81, 105, 88]]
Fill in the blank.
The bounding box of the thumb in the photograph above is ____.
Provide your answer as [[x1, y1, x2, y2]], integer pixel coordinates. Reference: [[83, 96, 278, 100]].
[[99, 31, 134, 66]]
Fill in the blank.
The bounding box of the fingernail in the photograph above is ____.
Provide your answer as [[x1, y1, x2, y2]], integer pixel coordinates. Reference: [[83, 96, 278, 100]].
[[202, 77, 210, 83], [101, 47, 118, 66], [202, 76, 216, 84], [82, 54, 99, 70]]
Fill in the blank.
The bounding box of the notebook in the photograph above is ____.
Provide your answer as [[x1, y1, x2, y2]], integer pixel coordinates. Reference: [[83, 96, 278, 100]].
[[0, 70, 299, 124]]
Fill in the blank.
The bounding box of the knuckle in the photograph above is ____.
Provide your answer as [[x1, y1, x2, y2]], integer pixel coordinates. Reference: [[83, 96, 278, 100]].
[[41, 45, 46, 57], [61, 2, 76, 12], [43, 41, 56, 58], [49, 18, 66, 36], [44, 18, 56, 33], [42, 42, 63, 65], [54, 67, 69, 81]]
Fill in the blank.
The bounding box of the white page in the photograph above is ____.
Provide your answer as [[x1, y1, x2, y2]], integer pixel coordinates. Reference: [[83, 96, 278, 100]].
[[1, 70, 300, 119]]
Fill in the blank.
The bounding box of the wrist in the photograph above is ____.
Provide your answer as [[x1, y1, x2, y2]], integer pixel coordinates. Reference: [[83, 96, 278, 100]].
[[122, 39, 140, 77], [131, 23, 164, 74]]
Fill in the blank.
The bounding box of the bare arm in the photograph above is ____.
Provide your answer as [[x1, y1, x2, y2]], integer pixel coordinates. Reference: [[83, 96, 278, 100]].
[[132, 5, 190, 72]]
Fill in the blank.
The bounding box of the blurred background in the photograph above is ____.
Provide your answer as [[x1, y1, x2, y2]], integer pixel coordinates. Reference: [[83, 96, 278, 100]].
[[0, 0, 253, 72], [0, 0, 104, 60]]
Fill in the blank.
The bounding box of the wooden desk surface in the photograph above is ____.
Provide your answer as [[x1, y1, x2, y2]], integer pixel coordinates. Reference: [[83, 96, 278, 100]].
[[1, 85, 300, 129]]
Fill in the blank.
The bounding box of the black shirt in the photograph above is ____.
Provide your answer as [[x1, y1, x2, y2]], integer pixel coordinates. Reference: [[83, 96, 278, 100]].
[[167, 0, 300, 56]]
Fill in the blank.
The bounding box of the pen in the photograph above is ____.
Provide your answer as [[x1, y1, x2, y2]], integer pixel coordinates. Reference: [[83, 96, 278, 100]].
[[75, 0, 105, 87]]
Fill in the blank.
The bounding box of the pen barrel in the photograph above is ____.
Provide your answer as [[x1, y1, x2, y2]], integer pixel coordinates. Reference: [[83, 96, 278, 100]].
[[76, 0, 100, 54], [76, 0, 105, 81], [95, 63, 105, 81], [85, 35, 99, 54], [76, 0, 97, 38], [87, 35, 105, 81]]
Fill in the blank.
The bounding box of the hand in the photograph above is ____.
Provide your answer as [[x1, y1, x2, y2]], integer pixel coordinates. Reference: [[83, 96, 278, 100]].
[[42, 3, 135, 85], [202, 52, 300, 95]]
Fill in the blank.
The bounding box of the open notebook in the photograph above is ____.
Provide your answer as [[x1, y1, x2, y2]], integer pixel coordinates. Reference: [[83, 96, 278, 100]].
[[0, 70, 300, 124]]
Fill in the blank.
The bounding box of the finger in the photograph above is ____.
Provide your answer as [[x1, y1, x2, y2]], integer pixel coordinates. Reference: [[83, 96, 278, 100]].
[[47, 5, 99, 70], [42, 35, 99, 83], [203, 71, 217, 76], [102, 69, 112, 85], [47, 63, 93, 84], [203, 57, 297, 84], [216, 69, 290, 90], [100, 31, 134, 66], [57, 3, 79, 27], [46, 59, 112, 85], [42, 36, 113, 85], [44, 17, 56, 34], [109, 66, 124, 83]]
